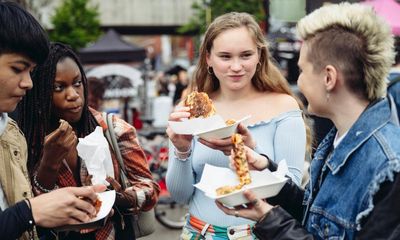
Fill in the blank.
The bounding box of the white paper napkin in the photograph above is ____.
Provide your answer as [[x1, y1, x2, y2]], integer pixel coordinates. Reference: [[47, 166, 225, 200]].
[[77, 126, 114, 185]]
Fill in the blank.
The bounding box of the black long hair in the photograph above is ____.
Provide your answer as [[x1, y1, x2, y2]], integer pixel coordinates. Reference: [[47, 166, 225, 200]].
[[18, 42, 98, 173]]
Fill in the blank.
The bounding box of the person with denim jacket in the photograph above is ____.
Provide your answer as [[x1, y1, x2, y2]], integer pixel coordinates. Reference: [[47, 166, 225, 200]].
[[217, 3, 400, 239]]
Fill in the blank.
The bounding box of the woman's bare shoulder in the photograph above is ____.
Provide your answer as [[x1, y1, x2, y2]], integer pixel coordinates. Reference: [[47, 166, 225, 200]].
[[265, 92, 300, 113]]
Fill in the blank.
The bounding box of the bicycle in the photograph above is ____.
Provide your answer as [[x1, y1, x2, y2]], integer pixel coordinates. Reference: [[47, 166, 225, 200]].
[[138, 128, 189, 229]]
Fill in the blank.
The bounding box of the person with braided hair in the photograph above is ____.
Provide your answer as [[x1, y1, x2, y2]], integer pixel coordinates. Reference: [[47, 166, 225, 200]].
[[17, 42, 159, 240], [0, 2, 108, 240]]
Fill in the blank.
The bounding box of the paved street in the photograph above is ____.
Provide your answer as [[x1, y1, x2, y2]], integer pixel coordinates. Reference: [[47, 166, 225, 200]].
[[141, 219, 181, 240]]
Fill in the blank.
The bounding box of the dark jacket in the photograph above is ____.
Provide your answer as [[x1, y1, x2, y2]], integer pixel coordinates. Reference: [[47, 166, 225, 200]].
[[253, 175, 400, 240], [0, 201, 34, 240], [253, 98, 400, 240]]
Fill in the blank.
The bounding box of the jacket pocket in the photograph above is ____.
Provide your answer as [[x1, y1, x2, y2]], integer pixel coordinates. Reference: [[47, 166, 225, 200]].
[[308, 213, 346, 240]]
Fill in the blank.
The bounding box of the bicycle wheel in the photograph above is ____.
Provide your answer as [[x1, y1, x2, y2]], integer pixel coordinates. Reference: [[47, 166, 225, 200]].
[[155, 197, 188, 229]]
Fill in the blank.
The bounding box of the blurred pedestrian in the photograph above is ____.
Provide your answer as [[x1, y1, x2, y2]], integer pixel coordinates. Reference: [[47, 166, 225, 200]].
[[180, 65, 197, 101], [388, 37, 400, 81], [388, 36, 400, 120], [87, 76, 106, 111], [172, 68, 189, 104]]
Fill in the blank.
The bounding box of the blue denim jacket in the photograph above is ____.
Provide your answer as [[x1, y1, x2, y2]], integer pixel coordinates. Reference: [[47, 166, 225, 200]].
[[302, 98, 400, 239]]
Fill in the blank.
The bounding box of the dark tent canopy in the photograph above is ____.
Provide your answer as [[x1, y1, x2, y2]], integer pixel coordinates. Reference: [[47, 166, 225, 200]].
[[79, 29, 146, 63]]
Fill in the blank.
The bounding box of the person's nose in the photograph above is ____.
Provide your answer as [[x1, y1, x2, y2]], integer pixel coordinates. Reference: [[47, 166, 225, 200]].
[[66, 86, 79, 101], [20, 72, 33, 90], [230, 58, 243, 72]]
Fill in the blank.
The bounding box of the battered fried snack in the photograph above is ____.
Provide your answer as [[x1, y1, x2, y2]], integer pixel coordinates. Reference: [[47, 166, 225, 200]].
[[232, 133, 251, 185], [184, 91, 216, 119], [225, 119, 236, 126], [216, 184, 242, 196], [79, 196, 102, 217], [216, 134, 252, 196], [59, 119, 67, 126], [93, 198, 102, 215]]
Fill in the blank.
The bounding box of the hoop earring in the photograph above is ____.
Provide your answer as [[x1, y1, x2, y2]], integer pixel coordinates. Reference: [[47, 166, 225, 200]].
[[207, 66, 214, 75]]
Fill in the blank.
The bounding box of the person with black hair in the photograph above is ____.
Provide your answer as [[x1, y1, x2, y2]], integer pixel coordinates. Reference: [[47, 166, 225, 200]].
[[388, 36, 400, 121], [18, 42, 159, 240], [87, 77, 106, 111], [0, 2, 106, 240]]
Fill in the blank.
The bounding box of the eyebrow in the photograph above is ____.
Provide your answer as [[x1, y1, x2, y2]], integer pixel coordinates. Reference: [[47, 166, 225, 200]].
[[216, 50, 255, 54], [12, 60, 33, 68], [54, 72, 81, 83]]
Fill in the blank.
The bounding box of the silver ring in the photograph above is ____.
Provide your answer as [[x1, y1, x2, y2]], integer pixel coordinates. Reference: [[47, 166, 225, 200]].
[[234, 210, 239, 218]]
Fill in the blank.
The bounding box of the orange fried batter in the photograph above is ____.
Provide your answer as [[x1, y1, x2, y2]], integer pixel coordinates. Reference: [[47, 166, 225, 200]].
[[225, 119, 236, 126], [184, 91, 216, 119], [216, 134, 252, 196]]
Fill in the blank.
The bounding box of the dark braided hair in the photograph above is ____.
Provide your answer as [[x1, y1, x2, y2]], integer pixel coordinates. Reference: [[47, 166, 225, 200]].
[[18, 42, 98, 173]]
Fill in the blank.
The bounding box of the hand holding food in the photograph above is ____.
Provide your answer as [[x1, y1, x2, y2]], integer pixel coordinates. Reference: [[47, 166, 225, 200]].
[[236, 123, 256, 150], [41, 119, 77, 169], [216, 134, 252, 196], [30, 185, 107, 227], [79, 195, 102, 217], [230, 146, 269, 171], [167, 103, 193, 154], [216, 189, 273, 221], [184, 91, 216, 119], [168, 91, 217, 156]]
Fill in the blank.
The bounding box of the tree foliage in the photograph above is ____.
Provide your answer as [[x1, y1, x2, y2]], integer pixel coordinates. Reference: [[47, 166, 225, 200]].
[[179, 0, 265, 34], [50, 0, 101, 50]]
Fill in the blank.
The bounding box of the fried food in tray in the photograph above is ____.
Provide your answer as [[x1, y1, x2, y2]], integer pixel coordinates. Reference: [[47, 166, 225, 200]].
[[79, 196, 102, 217], [232, 133, 251, 185], [216, 133, 252, 196], [184, 91, 216, 119], [216, 184, 242, 196], [225, 119, 236, 126]]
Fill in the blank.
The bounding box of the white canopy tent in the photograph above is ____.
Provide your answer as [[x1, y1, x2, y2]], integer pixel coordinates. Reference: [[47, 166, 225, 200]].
[[86, 64, 143, 98]]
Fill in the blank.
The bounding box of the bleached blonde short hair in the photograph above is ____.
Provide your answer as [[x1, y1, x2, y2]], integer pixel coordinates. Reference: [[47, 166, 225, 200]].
[[297, 2, 395, 101]]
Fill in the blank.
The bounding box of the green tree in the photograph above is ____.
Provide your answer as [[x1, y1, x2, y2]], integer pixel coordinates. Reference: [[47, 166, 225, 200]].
[[50, 0, 101, 50], [179, 0, 265, 34]]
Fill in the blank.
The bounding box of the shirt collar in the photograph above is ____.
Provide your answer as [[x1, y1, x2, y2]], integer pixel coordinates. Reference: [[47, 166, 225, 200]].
[[315, 98, 391, 174], [0, 113, 8, 136]]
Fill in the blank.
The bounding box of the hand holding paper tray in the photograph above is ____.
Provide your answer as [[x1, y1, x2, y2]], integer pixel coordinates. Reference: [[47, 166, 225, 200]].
[[54, 190, 116, 232], [195, 160, 289, 207], [168, 115, 251, 140]]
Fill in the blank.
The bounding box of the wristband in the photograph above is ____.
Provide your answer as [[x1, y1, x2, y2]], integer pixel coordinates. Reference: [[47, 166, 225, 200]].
[[33, 174, 59, 193], [174, 147, 192, 161], [25, 198, 35, 240]]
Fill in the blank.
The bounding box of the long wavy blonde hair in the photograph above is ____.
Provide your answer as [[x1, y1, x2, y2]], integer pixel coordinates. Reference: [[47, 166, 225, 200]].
[[193, 12, 291, 95]]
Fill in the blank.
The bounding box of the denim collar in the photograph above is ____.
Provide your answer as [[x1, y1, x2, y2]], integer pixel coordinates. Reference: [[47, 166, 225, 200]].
[[314, 98, 391, 174]]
